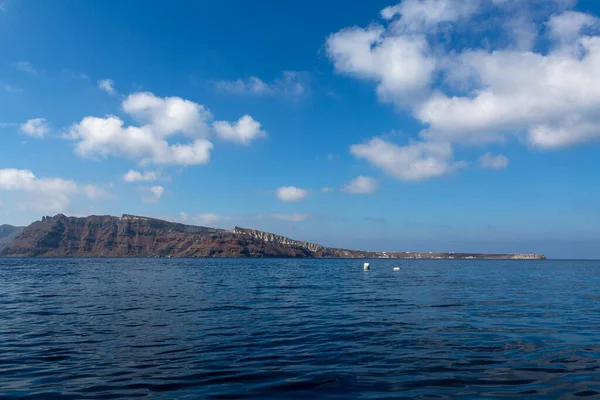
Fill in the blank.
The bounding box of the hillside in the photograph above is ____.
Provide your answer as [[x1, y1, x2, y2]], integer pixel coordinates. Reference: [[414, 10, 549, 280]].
[[0, 224, 24, 253], [0, 214, 546, 259]]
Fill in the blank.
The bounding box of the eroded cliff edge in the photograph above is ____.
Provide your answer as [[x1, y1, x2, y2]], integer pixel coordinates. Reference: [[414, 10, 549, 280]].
[[0, 224, 24, 253], [0, 214, 546, 259]]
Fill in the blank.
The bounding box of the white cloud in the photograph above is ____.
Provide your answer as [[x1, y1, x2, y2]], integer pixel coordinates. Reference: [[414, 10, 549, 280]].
[[122, 92, 213, 138], [276, 186, 309, 202], [381, 0, 479, 32], [321, 187, 334, 193], [343, 176, 378, 194], [68, 91, 264, 166], [141, 185, 164, 204], [328, 1, 600, 181], [69, 115, 213, 165], [82, 184, 114, 200], [326, 26, 435, 104], [97, 79, 117, 96], [547, 11, 598, 43], [68, 95, 213, 165], [0, 168, 112, 212], [213, 115, 267, 144], [478, 153, 509, 170], [351, 138, 465, 181], [415, 41, 600, 148], [270, 213, 309, 222], [20, 118, 50, 138], [179, 212, 190, 222], [12, 61, 37, 75], [216, 77, 272, 95], [62, 70, 90, 80], [215, 71, 308, 98], [123, 170, 159, 182]]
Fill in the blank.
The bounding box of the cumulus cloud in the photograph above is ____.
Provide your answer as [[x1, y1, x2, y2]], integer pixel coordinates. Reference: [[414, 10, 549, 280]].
[[20, 118, 50, 138], [326, 26, 435, 105], [69, 114, 214, 166], [123, 170, 159, 182], [547, 11, 598, 43], [141, 185, 164, 204], [276, 186, 309, 202], [0, 168, 112, 212], [12, 61, 38, 75], [215, 71, 308, 98], [380, 0, 479, 32], [67, 91, 267, 166], [328, 1, 600, 181], [122, 92, 213, 138], [343, 176, 378, 194], [414, 45, 600, 149], [97, 79, 117, 96], [478, 153, 509, 170], [351, 138, 465, 181], [213, 115, 267, 144]]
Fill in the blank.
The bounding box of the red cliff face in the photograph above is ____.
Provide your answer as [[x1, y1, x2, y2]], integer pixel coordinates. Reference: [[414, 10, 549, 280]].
[[0, 214, 546, 259], [0, 214, 318, 258]]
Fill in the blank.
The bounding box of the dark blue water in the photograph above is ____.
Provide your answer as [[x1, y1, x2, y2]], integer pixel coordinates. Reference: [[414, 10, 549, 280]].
[[1, 259, 599, 399]]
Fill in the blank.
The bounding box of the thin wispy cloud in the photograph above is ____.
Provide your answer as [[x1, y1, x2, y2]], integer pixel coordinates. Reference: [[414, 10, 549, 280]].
[[12, 61, 38, 75], [140, 185, 164, 204], [97, 79, 117, 96], [216, 71, 309, 98], [1, 82, 21, 92]]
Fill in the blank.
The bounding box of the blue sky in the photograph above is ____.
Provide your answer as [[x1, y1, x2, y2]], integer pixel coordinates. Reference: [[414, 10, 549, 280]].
[[1, 0, 600, 258]]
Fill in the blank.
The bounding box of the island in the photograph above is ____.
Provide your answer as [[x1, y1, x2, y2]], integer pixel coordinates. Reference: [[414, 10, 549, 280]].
[[0, 214, 546, 259]]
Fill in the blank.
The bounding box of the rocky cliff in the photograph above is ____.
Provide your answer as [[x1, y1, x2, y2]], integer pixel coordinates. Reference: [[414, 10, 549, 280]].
[[0, 214, 546, 259], [0, 224, 24, 253], [232, 227, 326, 252], [0, 214, 322, 258]]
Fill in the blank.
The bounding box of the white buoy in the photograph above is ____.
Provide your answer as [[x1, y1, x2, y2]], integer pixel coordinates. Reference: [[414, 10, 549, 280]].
[[393, 267, 400, 272], [364, 262, 370, 271]]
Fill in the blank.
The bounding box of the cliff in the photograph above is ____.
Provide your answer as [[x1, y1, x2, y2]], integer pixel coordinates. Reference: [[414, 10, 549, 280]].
[[0, 214, 321, 258], [0, 224, 24, 253], [0, 214, 546, 259]]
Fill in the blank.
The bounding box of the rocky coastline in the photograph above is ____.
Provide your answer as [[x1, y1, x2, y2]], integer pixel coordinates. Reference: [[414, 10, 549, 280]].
[[0, 214, 546, 259]]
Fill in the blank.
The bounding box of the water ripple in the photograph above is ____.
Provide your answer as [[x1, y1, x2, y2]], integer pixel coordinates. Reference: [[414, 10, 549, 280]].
[[0, 258, 599, 398]]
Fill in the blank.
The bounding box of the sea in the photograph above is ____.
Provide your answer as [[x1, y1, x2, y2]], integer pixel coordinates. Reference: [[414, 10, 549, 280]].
[[0, 258, 599, 399]]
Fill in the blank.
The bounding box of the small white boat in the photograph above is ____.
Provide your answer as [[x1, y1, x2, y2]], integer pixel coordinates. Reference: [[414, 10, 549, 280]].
[[364, 262, 370, 271], [393, 267, 400, 271]]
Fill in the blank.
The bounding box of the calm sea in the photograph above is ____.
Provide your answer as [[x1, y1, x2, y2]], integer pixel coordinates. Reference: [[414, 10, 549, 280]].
[[0, 258, 599, 399]]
